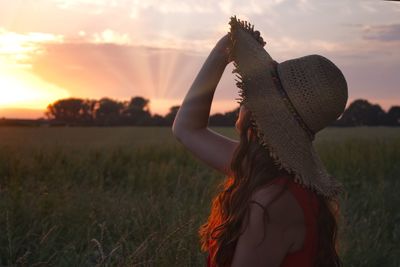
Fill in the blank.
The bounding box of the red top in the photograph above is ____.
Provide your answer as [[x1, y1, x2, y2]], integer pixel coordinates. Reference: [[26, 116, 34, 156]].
[[206, 176, 319, 267]]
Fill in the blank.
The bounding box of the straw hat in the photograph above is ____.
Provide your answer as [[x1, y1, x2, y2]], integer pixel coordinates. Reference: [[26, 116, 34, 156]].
[[228, 16, 348, 198]]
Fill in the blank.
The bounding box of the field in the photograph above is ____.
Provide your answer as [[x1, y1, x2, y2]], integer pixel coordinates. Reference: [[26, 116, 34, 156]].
[[0, 126, 399, 266]]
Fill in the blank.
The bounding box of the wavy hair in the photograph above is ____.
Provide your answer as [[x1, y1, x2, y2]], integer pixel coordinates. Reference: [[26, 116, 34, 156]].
[[198, 107, 342, 267]]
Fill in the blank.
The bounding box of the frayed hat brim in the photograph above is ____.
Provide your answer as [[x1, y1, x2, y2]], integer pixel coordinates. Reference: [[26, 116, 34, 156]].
[[228, 15, 343, 198]]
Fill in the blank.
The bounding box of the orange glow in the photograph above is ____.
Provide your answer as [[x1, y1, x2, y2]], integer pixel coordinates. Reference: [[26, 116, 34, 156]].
[[150, 98, 181, 115], [0, 29, 67, 111], [0, 67, 69, 110]]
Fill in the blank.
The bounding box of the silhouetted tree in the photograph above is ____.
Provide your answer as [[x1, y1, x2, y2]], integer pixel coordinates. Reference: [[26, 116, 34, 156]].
[[334, 99, 387, 126], [122, 96, 152, 125], [387, 106, 400, 126], [46, 98, 95, 125], [41, 97, 399, 127], [209, 107, 240, 126], [82, 99, 97, 124], [151, 114, 167, 126], [209, 113, 226, 126], [164, 105, 180, 126], [94, 98, 123, 126]]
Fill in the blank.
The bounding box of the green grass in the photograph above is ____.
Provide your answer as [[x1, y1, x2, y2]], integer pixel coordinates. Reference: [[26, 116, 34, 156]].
[[0, 126, 399, 266]]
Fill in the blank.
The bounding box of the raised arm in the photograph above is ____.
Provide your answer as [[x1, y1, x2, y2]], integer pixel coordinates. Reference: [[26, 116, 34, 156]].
[[172, 34, 238, 177]]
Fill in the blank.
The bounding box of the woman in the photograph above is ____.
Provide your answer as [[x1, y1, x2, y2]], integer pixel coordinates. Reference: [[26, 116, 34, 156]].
[[172, 16, 347, 267]]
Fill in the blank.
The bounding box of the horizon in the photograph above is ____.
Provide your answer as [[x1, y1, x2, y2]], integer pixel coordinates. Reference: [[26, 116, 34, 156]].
[[1, 1, 399, 119], [0, 96, 397, 120]]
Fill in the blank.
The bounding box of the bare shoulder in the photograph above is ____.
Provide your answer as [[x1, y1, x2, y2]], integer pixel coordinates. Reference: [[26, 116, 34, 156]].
[[249, 181, 304, 225], [231, 180, 306, 266]]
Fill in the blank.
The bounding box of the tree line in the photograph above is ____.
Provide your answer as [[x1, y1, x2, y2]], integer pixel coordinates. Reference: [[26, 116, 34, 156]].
[[31, 96, 400, 127]]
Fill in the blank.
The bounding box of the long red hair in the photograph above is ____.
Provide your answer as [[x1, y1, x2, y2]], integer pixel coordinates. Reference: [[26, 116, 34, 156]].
[[198, 108, 342, 267]]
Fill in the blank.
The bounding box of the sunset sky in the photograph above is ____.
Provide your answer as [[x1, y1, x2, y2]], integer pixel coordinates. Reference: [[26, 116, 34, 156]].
[[0, 0, 399, 118]]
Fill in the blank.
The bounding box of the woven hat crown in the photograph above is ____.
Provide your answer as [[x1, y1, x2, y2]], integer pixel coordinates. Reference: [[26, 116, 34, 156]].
[[277, 55, 348, 134]]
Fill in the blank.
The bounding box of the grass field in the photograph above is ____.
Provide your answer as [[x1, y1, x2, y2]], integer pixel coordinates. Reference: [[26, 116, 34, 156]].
[[0, 126, 399, 266]]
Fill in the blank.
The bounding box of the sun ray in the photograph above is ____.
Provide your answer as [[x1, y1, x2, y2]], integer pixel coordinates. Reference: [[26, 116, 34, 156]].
[[157, 49, 182, 99]]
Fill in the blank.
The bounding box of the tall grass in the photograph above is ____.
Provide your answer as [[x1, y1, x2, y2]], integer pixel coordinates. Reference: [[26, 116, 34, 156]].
[[0, 127, 399, 266]]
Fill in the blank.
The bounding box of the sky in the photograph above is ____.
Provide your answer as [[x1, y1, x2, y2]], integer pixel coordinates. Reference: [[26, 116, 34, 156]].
[[0, 0, 399, 118]]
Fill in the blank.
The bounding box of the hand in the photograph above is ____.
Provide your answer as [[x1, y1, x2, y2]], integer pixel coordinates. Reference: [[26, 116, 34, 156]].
[[213, 33, 234, 65]]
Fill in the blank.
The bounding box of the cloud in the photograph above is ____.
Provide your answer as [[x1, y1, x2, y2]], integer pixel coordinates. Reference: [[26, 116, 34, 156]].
[[363, 23, 400, 42], [294, 0, 316, 12], [92, 29, 132, 44], [54, 0, 116, 14], [54, 0, 290, 19], [0, 28, 64, 52], [0, 28, 64, 68], [260, 28, 400, 68]]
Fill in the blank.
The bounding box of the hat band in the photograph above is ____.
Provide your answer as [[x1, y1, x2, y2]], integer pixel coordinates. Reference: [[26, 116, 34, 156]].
[[271, 61, 316, 141]]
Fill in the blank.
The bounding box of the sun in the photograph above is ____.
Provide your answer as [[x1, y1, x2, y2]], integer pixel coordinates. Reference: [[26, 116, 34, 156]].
[[0, 28, 68, 111], [0, 68, 69, 110]]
